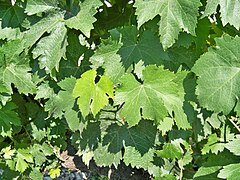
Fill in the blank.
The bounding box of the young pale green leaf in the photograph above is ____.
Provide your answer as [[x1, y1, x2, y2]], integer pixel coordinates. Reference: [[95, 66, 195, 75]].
[[49, 167, 61, 179], [134, 0, 201, 50], [218, 163, 240, 180], [32, 22, 68, 74], [192, 35, 240, 114], [25, 0, 59, 15], [65, 0, 102, 38], [15, 149, 33, 173], [72, 70, 114, 117], [115, 65, 190, 128], [203, 0, 240, 30]]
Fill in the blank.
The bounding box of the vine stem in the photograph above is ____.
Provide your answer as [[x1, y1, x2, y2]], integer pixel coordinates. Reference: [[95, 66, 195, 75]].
[[179, 158, 184, 180], [229, 116, 240, 133]]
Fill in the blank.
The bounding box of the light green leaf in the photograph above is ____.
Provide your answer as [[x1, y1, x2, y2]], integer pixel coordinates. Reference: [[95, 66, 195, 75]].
[[93, 144, 122, 167], [1, 146, 16, 159], [23, 13, 64, 49], [157, 142, 183, 160], [25, 0, 59, 15], [30, 144, 47, 166], [202, 134, 224, 154], [203, 0, 240, 29], [3, 63, 36, 94], [0, 22, 20, 40], [225, 136, 240, 156], [30, 123, 46, 142], [124, 146, 155, 171], [29, 168, 43, 180], [192, 35, 240, 114], [32, 22, 68, 73], [218, 163, 240, 180], [90, 40, 125, 84], [158, 117, 174, 135], [45, 78, 80, 132], [134, 0, 201, 49], [134, 60, 145, 80], [49, 167, 61, 179], [16, 149, 33, 172], [115, 65, 190, 128], [72, 70, 114, 117], [65, 0, 102, 37]]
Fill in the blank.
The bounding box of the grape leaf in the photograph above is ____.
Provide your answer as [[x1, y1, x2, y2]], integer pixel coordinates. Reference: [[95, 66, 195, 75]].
[[29, 168, 43, 180], [0, 2, 26, 28], [23, 13, 64, 49], [30, 144, 47, 166], [157, 142, 183, 160], [103, 120, 157, 155], [218, 163, 240, 180], [93, 144, 122, 167], [79, 121, 101, 151], [72, 70, 114, 117], [201, 134, 224, 154], [32, 22, 68, 74], [30, 123, 45, 142], [225, 136, 240, 156], [158, 117, 174, 135], [58, 31, 90, 80], [0, 103, 21, 136], [192, 35, 240, 114], [115, 65, 190, 128], [65, 0, 102, 38], [134, 0, 201, 49], [15, 149, 33, 173], [3, 63, 36, 94], [0, 21, 20, 40], [194, 151, 240, 179], [124, 146, 155, 171], [45, 78, 80, 132], [25, 0, 59, 15], [117, 26, 167, 68], [90, 40, 125, 84], [203, 0, 240, 30]]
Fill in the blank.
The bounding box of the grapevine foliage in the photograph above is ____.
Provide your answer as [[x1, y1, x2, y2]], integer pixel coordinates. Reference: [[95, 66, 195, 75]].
[[0, 0, 240, 179]]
